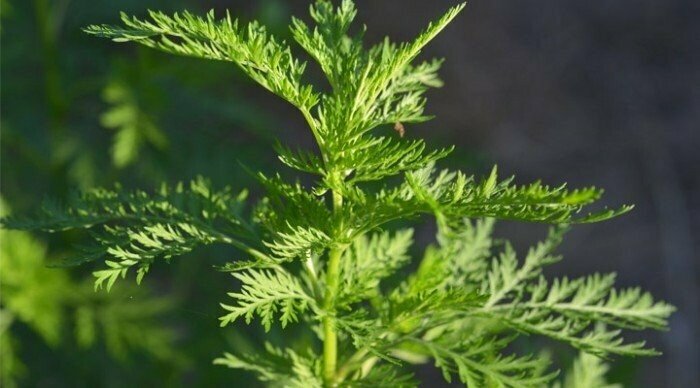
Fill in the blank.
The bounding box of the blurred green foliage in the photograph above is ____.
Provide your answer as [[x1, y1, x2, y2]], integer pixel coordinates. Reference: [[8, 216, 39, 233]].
[[1, 0, 291, 386]]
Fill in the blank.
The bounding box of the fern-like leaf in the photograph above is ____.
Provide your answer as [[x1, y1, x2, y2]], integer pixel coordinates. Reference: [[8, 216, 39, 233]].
[[214, 343, 323, 387], [219, 268, 316, 331], [555, 352, 621, 388], [85, 10, 319, 111], [1, 177, 261, 290]]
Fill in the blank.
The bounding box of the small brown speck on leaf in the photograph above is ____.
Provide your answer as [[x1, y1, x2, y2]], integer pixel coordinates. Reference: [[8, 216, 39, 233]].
[[394, 122, 405, 137]]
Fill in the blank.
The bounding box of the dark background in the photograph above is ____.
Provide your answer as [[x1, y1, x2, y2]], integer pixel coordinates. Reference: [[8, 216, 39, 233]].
[[1, 0, 698, 386]]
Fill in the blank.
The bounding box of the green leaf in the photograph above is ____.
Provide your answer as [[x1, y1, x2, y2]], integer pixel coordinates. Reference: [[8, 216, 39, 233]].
[[557, 352, 621, 388], [100, 73, 168, 168], [469, 229, 673, 357], [219, 268, 315, 331], [405, 163, 633, 224], [2, 177, 260, 289], [415, 335, 557, 387], [86, 10, 319, 111], [0, 229, 70, 345], [214, 343, 323, 387], [339, 229, 414, 305]]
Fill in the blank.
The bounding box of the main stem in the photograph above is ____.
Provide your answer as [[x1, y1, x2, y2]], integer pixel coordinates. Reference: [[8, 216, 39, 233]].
[[323, 188, 344, 387]]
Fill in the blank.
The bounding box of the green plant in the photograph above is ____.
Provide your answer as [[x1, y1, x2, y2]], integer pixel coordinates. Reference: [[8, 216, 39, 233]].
[[2, 1, 673, 386], [0, 200, 182, 387]]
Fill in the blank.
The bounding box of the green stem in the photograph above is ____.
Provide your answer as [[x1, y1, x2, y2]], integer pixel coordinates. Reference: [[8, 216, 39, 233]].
[[323, 188, 344, 386]]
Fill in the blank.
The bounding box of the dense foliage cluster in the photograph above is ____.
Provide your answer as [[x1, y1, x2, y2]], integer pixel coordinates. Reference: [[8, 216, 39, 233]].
[[2, 1, 673, 386]]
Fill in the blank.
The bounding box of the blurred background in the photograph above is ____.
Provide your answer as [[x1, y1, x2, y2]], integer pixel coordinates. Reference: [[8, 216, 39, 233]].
[[1, 0, 697, 386]]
